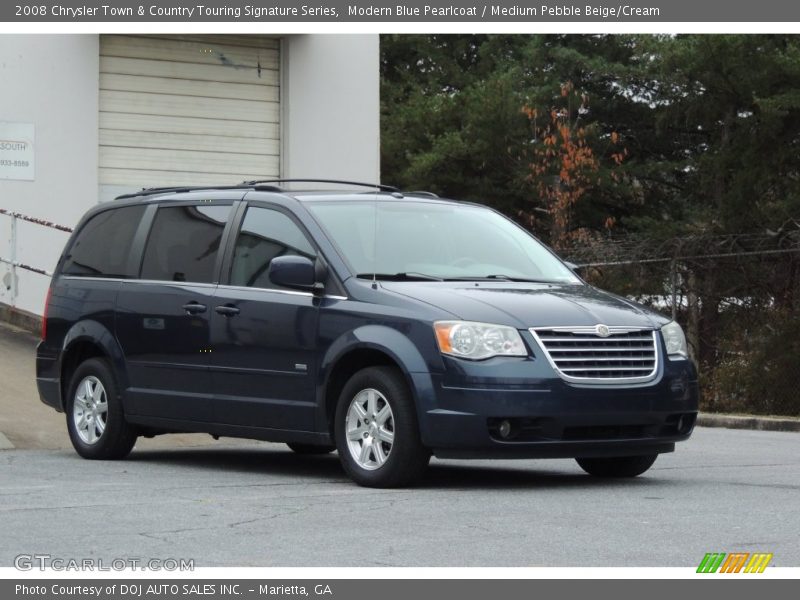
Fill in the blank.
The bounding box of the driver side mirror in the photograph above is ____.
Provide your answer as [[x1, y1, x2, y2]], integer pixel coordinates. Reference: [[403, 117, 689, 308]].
[[268, 255, 325, 292]]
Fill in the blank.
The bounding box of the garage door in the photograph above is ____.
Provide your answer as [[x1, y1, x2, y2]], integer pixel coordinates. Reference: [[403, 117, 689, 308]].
[[99, 35, 280, 193]]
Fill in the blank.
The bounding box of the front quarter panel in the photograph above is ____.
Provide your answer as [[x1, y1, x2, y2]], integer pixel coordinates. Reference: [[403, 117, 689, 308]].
[[316, 302, 443, 438]]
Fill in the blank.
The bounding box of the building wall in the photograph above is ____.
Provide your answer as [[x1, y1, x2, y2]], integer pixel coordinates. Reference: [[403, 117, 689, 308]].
[[0, 34, 381, 317], [282, 34, 380, 185], [0, 35, 99, 316]]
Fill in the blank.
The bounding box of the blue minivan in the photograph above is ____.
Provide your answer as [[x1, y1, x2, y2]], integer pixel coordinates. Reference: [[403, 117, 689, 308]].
[[36, 180, 698, 487]]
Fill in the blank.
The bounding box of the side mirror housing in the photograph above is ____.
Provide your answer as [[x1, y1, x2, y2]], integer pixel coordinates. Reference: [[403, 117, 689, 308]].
[[268, 255, 321, 291]]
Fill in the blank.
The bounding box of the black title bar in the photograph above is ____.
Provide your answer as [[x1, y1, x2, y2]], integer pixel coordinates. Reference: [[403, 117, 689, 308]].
[[4, 0, 800, 22]]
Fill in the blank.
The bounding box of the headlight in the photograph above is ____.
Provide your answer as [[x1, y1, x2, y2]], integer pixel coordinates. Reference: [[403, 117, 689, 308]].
[[434, 321, 527, 360], [661, 321, 688, 359]]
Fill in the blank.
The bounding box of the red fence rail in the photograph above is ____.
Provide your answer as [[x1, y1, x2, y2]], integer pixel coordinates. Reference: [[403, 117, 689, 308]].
[[0, 208, 73, 233], [1, 210, 73, 304]]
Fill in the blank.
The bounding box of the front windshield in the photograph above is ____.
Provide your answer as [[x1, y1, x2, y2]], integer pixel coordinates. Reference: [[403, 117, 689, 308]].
[[306, 199, 579, 283]]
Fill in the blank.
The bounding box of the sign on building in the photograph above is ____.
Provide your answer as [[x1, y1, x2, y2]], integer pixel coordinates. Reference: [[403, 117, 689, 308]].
[[0, 122, 35, 181]]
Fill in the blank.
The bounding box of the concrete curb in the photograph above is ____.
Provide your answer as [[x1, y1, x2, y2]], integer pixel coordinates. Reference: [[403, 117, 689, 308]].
[[0, 303, 41, 335], [698, 412, 800, 433], [0, 432, 15, 450]]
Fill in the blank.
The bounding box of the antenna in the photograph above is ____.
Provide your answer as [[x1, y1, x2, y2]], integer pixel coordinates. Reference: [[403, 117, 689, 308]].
[[372, 189, 379, 289]]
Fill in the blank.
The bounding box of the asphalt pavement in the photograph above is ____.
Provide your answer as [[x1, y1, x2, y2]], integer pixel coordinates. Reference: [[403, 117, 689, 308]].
[[1, 323, 798, 567]]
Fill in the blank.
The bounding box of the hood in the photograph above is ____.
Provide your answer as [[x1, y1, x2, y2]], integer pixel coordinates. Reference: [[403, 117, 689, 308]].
[[379, 281, 669, 330]]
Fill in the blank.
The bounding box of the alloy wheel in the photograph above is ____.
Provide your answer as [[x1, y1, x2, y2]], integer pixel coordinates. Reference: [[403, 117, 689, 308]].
[[72, 375, 108, 445], [345, 388, 395, 470]]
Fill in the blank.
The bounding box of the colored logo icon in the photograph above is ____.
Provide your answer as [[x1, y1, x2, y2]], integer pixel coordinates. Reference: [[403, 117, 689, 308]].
[[697, 552, 773, 573]]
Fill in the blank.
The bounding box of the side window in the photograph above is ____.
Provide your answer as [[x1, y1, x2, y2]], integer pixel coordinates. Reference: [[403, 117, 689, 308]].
[[140, 205, 231, 283], [230, 207, 315, 289], [62, 205, 146, 278]]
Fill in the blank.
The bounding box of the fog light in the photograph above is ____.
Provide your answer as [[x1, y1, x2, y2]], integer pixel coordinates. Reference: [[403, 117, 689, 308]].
[[498, 419, 512, 439], [676, 413, 695, 434]]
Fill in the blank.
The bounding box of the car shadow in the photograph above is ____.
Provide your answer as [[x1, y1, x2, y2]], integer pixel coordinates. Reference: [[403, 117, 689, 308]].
[[123, 446, 660, 491], [420, 463, 657, 490], [127, 446, 346, 480]]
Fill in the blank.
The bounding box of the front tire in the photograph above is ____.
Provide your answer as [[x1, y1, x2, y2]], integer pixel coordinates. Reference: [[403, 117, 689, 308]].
[[66, 358, 137, 460], [576, 454, 658, 478], [334, 366, 430, 487]]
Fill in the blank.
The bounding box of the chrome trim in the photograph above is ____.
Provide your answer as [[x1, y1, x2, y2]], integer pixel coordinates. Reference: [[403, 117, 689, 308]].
[[217, 285, 349, 300], [61, 275, 130, 282], [61, 276, 348, 300], [216, 284, 314, 298], [532, 336, 654, 342], [538, 325, 649, 334], [529, 326, 659, 385], [61, 275, 216, 289]]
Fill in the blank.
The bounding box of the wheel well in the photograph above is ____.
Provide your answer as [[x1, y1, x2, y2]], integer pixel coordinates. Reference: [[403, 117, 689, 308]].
[[60, 341, 106, 405], [324, 349, 401, 436]]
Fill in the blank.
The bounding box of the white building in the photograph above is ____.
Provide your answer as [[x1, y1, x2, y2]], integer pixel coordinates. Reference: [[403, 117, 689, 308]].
[[0, 34, 380, 321]]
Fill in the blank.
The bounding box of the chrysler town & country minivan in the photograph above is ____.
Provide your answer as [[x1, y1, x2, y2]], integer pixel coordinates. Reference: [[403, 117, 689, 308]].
[[36, 180, 698, 487]]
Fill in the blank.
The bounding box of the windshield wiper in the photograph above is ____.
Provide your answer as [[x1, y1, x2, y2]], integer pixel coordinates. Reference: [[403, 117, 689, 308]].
[[356, 272, 444, 282], [444, 274, 556, 283], [484, 274, 514, 281]]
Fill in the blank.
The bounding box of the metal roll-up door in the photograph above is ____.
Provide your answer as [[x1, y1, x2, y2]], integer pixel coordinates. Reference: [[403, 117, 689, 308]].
[[99, 34, 280, 195]]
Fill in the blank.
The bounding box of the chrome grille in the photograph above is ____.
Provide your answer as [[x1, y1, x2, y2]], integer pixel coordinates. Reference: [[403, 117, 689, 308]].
[[530, 326, 658, 383]]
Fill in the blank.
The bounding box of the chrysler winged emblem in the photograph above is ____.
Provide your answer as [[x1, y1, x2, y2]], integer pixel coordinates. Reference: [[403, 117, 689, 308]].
[[595, 324, 611, 337]]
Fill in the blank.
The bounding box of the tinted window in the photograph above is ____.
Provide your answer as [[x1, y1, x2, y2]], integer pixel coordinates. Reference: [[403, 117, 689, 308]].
[[140, 205, 231, 283], [62, 205, 145, 278], [230, 207, 315, 289]]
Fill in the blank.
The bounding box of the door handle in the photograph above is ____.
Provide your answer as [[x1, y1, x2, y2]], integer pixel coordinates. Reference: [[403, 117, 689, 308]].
[[215, 304, 240, 317], [182, 302, 207, 315]]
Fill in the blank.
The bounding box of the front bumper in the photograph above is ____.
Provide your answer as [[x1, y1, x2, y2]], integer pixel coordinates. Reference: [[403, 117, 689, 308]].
[[412, 351, 699, 459]]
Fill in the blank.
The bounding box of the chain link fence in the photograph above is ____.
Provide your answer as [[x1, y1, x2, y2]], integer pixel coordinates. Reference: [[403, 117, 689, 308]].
[[565, 229, 800, 417]]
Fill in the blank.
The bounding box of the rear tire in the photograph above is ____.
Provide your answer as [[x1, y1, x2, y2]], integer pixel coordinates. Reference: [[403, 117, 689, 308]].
[[335, 366, 430, 488], [287, 442, 335, 455], [576, 454, 658, 478], [66, 358, 137, 460]]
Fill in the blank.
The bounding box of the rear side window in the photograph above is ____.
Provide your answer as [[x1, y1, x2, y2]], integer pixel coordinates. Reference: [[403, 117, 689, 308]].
[[140, 205, 231, 283], [230, 207, 315, 289], [62, 205, 146, 278]]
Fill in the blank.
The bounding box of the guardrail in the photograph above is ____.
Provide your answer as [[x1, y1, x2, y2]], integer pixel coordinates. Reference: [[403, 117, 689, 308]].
[[0, 208, 73, 306]]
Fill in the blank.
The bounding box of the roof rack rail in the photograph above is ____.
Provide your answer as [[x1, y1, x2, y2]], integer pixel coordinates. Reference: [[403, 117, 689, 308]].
[[115, 185, 246, 200], [241, 178, 399, 192], [114, 179, 402, 201], [404, 191, 440, 198]]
